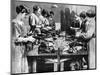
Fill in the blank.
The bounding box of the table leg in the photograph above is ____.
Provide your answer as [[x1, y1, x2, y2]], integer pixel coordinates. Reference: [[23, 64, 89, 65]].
[[60, 62, 64, 71], [54, 63, 58, 72], [32, 59, 37, 72]]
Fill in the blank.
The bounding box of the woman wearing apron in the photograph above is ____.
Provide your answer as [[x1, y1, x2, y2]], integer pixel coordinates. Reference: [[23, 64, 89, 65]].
[[85, 9, 96, 69], [11, 5, 29, 73], [76, 10, 96, 69]]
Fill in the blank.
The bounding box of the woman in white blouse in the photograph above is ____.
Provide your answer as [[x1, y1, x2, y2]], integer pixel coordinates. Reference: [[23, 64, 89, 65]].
[[29, 5, 45, 34], [12, 5, 29, 73]]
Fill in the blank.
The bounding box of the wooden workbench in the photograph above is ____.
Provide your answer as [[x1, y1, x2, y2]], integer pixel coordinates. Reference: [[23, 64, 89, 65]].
[[27, 51, 88, 73]]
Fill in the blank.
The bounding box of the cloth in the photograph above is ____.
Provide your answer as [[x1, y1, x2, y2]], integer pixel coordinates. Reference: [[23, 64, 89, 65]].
[[12, 19, 24, 38], [29, 13, 45, 27], [29, 13, 46, 34], [84, 18, 95, 38], [84, 18, 96, 68], [89, 38, 96, 69], [12, 17, 29, 73], [76, 17, 96, 69]]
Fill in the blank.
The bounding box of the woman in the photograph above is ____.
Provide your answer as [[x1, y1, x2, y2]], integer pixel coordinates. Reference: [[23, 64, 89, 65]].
[[12, 5, 29, 73], [29, 5, 44, 35], [48, 11, 55, 30], [76, 10, 96, 69], [41, 9, 49, 26], [41, 9, 52, 33], [85, 9, 96, 69]]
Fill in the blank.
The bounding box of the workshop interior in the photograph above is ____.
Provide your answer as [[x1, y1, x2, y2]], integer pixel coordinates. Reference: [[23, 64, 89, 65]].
[[11, 0, 96, 74]]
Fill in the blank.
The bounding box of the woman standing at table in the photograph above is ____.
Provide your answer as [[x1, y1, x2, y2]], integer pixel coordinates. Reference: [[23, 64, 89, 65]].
[[11, 5, 29, 73], [75, 9, 96, 69], [29, 5, 45, 35], [28, 5, 45, 73], [85, 9, 96, 69]]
